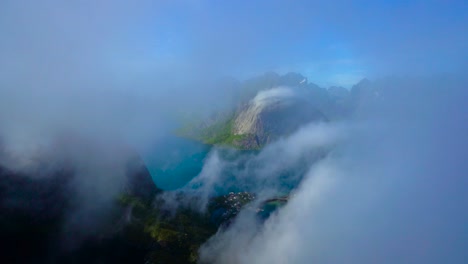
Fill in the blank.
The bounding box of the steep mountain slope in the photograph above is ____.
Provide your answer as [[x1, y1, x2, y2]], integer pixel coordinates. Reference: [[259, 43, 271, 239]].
[[230, 87, 327, 148], [178, 72, 378, 149], [0, 153, 159, 264]]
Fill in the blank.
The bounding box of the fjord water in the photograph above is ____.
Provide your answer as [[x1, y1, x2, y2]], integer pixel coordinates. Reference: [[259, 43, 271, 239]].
[[141, 135, 307, 194], [142, 136, 210, 190]]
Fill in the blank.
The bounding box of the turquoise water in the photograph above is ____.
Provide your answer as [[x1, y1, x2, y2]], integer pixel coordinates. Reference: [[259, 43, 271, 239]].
[[141, 136, 210, 190], [141, 135, 301, 223], [141, 136, 305, 193]]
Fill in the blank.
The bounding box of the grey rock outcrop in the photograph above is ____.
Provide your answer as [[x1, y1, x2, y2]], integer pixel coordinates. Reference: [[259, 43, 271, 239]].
[[232, 87, 327, 148]]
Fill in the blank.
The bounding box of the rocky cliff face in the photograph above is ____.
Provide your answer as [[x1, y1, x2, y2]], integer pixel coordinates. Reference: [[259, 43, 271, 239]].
[[231, 87, 327, 148], [180, 72, 378, 149]]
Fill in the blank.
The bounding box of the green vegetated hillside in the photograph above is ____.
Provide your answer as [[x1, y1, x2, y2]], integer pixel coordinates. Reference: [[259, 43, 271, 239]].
[[178, 72, 377, 150], [178, 112, 239, 144], [0, 153, 291, 264], [177, 114, 256, 150], [116, 191, 258, 263]]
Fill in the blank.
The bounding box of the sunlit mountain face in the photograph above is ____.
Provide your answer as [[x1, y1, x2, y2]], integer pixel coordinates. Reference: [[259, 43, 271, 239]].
[[0, 1, 467, 264]]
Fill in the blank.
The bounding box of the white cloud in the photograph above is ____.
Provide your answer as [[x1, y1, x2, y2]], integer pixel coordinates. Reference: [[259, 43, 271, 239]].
[[198, 78, 468, 264]]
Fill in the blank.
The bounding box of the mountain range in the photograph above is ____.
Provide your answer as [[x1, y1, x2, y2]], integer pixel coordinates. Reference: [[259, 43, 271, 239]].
[[179, 72, 378, 149]]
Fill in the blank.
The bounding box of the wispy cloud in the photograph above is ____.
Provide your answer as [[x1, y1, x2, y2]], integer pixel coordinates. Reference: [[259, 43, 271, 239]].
[[198, 77, 468, 264]]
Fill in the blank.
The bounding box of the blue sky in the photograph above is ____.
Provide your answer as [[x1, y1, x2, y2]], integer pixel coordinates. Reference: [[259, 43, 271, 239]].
[[1, 0, 466, 88], [140, 0, 468, 87]]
